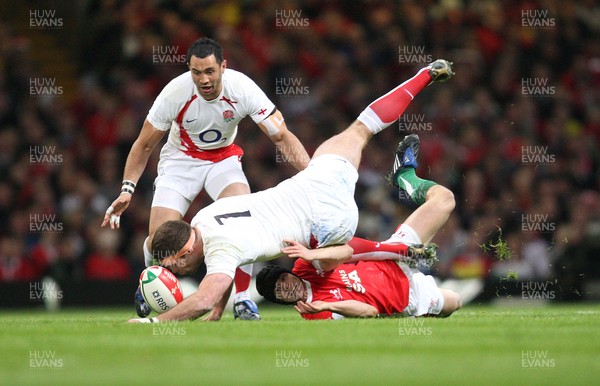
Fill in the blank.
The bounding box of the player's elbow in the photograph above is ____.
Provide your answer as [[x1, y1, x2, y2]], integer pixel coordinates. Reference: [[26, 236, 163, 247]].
[[188, 295, 216, 320], [270, 129, 289, 145], [352, 303, 378, 318], [318, 261, 341, 272], [363, 306, 379, 318], [131, 137, 155, 157]]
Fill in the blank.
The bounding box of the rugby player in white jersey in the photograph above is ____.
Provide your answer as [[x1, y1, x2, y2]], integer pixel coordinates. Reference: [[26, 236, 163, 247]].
[[128, 59, 455, 323], [102, 38, 310, 320]]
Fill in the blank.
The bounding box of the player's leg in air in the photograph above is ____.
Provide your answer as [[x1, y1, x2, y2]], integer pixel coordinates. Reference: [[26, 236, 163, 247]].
[[348, 132, 461, 316], [387, 133, 461, 315], [390, 134, 462, 315], [388, 133, 455, 245], [311, 60, 453, 171], [280, 59, 453, 270], [282, 60, 453, 269], [346, 133, 455, 268], [313, 59, 454, 260], [316, 59, 454, 268], [392, 134, 473, 311]]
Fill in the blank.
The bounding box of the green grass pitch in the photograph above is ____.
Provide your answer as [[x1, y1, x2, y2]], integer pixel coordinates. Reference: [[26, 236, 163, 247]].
[[2, 304, 599, 385]]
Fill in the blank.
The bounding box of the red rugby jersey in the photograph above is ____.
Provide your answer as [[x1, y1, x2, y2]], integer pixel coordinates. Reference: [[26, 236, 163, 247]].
[[292, 258, 410, 319]]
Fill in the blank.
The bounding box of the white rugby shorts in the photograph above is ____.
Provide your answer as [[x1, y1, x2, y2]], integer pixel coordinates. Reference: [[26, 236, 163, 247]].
[[152, 153, 248, 215], [291, 154, 359, 248], [385, 224, 445, 316]]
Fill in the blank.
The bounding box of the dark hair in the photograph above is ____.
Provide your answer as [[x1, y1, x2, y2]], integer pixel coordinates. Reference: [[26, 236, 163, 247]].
[[256, 265, 298, 305], [187, 37, 223, 65], [151, 220, 192, 262]]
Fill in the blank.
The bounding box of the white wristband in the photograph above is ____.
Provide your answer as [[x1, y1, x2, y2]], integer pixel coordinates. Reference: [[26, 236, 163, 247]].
[[121, 180, 136, 195]]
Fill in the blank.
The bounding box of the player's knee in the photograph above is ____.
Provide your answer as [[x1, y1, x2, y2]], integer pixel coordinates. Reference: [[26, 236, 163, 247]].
[[439, 289, 461, 317], [454, 292, 462, 311], [448, 290, 461, 312], [344, 120, 373, 142], [434, 186, 455, 214]]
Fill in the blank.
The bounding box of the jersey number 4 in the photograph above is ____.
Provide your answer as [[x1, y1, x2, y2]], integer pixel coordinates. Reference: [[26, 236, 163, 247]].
[[214, 210, 251, 225]]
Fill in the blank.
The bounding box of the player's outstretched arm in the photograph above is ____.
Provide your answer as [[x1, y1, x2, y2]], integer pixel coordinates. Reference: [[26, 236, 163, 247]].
[[102, 119, 166, 229], [281, 240, 353, 271], [203, 280, 234, 321], [295, 300, 378, 318], [258, 109, 310, 171], [129, 273, 233, 322]]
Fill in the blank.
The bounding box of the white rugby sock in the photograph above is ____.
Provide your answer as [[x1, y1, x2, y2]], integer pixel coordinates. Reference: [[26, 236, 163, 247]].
[[234, 290, 252, 303]]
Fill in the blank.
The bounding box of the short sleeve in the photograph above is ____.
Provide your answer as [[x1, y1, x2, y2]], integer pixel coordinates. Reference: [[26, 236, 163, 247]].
[[146, 90, 178, 131], [238, 74, 276, 124], [204, 248, 241, 279]]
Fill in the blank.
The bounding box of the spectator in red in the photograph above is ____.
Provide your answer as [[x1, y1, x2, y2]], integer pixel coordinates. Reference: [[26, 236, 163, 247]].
[[85, 228, 131, 280], [0, 235, 39, 281]]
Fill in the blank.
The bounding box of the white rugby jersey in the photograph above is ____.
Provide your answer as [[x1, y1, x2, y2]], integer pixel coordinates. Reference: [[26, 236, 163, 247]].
[[147, 69, 275, 161], [191, 177, 313, 279]]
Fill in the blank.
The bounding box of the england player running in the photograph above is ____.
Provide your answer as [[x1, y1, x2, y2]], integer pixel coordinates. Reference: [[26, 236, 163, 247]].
[[102, 38, 310, 320], [256, 134, 462, 319], [128, 59, 454, 323]]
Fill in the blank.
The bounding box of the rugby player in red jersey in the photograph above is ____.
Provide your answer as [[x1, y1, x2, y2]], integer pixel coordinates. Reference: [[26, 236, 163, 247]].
[[257, 134, 461, 319]]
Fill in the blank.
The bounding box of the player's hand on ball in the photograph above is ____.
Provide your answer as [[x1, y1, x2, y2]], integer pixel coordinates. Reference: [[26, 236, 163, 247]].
[[101, 194, 132, 229], [282, 239, 316, 260]]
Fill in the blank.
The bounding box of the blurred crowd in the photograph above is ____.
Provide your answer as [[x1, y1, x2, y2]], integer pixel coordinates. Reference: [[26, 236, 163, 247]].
[[1, 0, 599, 299]]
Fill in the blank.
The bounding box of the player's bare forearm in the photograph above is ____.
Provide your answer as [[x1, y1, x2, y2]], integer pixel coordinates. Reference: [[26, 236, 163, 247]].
[[155, 273, 233, 322], [282, 241, 353, 271], [102, 122, 166, 228], [122, 143, 150, 183], [123, 120, 165, 182], [328, 300, 378, 318], [282, 240, 353, 261], [274, 130, 310, 171], [315, 253, 352, 272], [203, 281, 233, 321], [258, 109, 309, 171], [295, 300, 378, 318]]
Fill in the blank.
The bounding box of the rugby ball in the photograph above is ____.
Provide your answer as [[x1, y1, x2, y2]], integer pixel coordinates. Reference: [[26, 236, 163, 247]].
[[139, 266, 184, 314]]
